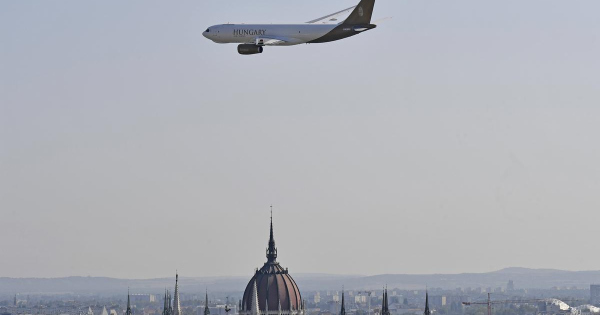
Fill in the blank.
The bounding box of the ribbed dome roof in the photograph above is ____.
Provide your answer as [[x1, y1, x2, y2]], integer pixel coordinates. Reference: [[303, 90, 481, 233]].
[[241, 216, 302, 312]]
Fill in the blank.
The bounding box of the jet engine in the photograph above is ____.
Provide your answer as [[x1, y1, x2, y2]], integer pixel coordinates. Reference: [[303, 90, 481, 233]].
[[238, 44, 263, 55]]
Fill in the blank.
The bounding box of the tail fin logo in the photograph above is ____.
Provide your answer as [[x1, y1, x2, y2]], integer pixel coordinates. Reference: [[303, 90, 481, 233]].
[[358, 6, 364, 17]]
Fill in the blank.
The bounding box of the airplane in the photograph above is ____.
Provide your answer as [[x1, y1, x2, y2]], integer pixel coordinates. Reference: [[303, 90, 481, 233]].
[[203, 0, 377, 55]]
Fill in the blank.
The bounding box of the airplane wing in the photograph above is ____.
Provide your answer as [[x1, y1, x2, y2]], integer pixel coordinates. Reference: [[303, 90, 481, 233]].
[[256, 37, 286, 46], [255, 36, 300, 46], [306, 6, 355, 24]]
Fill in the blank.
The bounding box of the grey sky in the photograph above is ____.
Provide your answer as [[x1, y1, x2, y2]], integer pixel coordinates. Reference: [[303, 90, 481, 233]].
[[1, 0, 599, 279]]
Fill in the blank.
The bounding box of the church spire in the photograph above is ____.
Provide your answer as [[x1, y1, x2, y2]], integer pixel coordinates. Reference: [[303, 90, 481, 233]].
[[424, 291, 430, 315], [340, 289, 346, 315], [381, 288, 390, 315], [204, 290, 211, 315], [163, 289, 173, 315], [126, 290, 133, 315], [163, 290, 168, 315], [266, 207, 277, 263], [173, 273, 182, 315], [385, 287, 389, 312]]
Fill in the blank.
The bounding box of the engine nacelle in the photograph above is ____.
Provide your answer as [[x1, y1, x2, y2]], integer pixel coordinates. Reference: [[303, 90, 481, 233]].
[[238, 44, 263, 55]]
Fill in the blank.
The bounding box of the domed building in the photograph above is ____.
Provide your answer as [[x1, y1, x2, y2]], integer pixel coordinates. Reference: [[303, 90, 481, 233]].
[[239, 215, 305, 315]]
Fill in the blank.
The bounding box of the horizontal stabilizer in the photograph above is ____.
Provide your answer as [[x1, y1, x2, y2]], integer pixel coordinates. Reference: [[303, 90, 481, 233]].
[[372, 16, 392, 25]]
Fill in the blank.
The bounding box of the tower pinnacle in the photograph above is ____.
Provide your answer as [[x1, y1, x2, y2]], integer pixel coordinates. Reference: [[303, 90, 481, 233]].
[[266, 208, 277, 263], [126, 289, 133, 315], [424, 291, 430, 315], [381, 288, 390, 315], [204, 290, 211, 315], [173, 273, 182, 315], [340, 289, 346, 315]]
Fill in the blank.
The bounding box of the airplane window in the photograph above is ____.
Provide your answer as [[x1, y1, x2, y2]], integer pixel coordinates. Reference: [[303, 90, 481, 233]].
[[206, 28, 210, 32]]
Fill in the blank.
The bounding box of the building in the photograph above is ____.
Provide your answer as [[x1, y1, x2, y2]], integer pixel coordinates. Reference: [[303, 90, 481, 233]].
[[131, 295, 157, 303], [355, 296, 367, 304], [591, 285, 600, 306], [198, 306, 238, 315], [429, 296, 446, 308], [507, 280, 515, 292], [238, 214, 305, 315]]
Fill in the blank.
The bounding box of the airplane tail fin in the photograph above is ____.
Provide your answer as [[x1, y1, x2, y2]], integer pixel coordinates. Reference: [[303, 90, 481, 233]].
[[343, 0, 375, 25]]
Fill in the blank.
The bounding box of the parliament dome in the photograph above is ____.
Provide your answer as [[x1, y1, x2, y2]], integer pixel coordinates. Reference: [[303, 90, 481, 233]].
[[239, 216, 304, 315]]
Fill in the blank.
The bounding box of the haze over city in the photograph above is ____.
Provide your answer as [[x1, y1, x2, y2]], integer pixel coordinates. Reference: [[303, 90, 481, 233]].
[[2, 0, 600, 281]]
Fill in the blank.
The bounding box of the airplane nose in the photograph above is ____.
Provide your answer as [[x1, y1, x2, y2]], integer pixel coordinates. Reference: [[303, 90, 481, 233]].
[[202, 31, 208, 38]]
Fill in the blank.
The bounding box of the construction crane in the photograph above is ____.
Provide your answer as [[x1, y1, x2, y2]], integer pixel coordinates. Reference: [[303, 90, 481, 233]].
[[462, 293, 546, 315], [225, 297, 231, 314], [357, 291, 374, 314]]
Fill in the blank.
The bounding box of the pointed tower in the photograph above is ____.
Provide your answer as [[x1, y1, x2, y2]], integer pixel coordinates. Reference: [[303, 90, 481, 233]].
[[126, 291, 133, 315], [250, 280, 260, 315], [424, 291, 430, 315], [385, 288, 389, 314], [163, 290, 170, 315], [204, 291, 211, 315], [101, 306, 109, 315], [168, 290, 173, 315], [340, 290, 346, 315], [266, 210, 277, 263], [381, 288, 390, 315], [241, 210, 303, 315], [173, 273, 182, 315]]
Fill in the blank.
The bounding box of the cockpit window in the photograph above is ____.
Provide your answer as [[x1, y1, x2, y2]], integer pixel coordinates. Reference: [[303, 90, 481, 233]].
[[206, 28, 210, 33]]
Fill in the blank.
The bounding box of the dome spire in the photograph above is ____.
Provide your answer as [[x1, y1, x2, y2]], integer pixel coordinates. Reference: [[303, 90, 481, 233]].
[[266, 206, 277, 263]]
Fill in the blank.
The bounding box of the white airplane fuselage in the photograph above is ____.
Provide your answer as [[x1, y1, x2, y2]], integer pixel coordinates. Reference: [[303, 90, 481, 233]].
[[203, 24, 373, 46]]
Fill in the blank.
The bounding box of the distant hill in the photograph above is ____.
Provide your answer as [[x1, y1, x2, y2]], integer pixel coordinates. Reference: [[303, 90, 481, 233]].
[[1, 268, 599, 295]]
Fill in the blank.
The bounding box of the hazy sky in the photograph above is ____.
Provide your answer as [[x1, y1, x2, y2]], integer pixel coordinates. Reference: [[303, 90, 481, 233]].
[[1, 0, 600, 279]]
